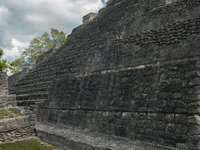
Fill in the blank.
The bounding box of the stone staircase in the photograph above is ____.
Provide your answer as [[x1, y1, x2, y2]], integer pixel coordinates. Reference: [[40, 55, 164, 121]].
[[8, 36, 97, 109], [10, 79, 51, 109]]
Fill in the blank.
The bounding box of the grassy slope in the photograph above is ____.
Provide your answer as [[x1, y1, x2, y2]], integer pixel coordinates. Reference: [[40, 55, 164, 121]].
[[0, 139, 57, 150]]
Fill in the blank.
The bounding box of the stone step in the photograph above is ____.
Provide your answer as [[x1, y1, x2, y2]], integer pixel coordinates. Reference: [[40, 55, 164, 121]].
[[12, 68, 75, 87], [13, 76, 54, 87], [35, 123, 179, 150], [35, 100, 47, 106], [11, 71, 74, 90], [13, 52, 87, 79], [30, 99, 47, 113], [30, 100, 47, 108], [16, 99, 47, 106], [13, 80, 53, 89], [10, 55, 86, 87], [16, 93, 48, 100], [11, 87, 50, 95]]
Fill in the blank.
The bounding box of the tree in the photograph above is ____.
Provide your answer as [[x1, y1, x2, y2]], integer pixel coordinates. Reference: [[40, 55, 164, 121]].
[[10, 28, 67, 74], [0, 48, 8, 71], [9, 58, 25, 74]]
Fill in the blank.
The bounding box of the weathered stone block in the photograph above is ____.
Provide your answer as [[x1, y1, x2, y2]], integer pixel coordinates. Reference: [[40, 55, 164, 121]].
[[82, 13, 98, 24], [189, 126, 200, 135], [188, 115, 200, 125], [175, 114, 188, 124]]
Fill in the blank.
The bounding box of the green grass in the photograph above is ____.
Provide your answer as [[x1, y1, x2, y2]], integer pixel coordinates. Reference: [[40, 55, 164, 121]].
[[8, 108, 21, 114], [0, 139, 57, 150], [0, 110, 9, 119], [0, 108, 22, 119], [130, 136, 133, 140]]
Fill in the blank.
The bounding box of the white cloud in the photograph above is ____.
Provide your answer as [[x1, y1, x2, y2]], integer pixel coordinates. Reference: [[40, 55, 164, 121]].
[[2, 47, 20, 61], [0, 7, 9, 14], [83, 1, 103, 11], [12, 39, 29, 48], [27, 15, 46, 22], [2, 39, 29, 62], [0, 7, 9, 26]]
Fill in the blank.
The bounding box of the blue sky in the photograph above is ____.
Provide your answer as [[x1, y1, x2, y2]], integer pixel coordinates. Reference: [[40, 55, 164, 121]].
[[102, 0, 106, 5], [0, 0, 108, 63]]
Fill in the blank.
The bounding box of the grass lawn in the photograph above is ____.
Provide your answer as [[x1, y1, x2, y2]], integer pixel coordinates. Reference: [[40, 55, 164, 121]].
[[0, 108, 21, 119], [0, 139, 57, 150]]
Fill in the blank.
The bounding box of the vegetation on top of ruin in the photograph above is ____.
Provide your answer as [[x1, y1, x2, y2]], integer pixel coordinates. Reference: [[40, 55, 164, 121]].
[[9, 28, 67, 74], [0, 48, 8, 72], [0, 108, 22, 119]]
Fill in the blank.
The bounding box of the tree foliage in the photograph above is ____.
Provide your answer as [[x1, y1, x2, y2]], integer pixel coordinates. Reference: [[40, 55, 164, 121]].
[[10, 28, 67, 74], [0, 48, 8, 71]]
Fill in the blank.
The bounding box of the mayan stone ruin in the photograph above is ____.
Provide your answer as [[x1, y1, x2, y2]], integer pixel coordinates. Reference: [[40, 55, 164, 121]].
[[0, 72, 36, 143], [3, 0, 200, 149]]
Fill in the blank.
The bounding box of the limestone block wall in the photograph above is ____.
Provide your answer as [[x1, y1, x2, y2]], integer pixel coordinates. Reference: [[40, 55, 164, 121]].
[[0, 95, 16, 109], [0, 72, 8, 95], [92, 0, 200, 72], [0, 109, 36, 143], [40, 58, 200, 149], [0, 72, 16, 108]]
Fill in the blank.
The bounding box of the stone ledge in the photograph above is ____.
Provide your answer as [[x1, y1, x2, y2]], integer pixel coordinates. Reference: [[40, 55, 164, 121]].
[[36, 123, 179, 150], [0, 110, 36, 143], [0, 108, 36, 132]]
